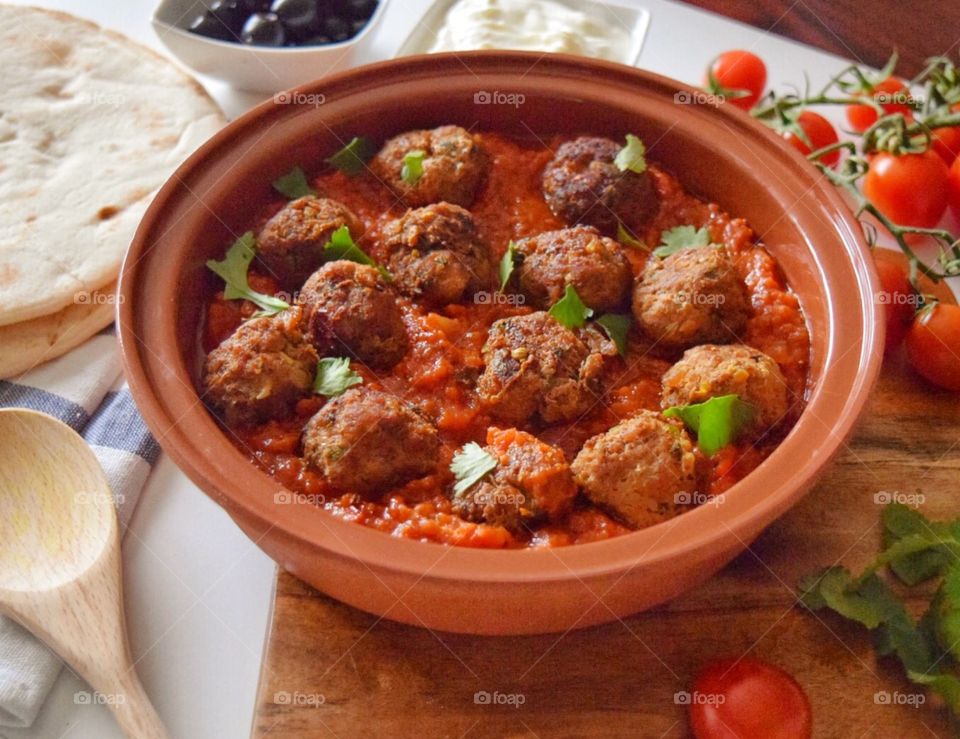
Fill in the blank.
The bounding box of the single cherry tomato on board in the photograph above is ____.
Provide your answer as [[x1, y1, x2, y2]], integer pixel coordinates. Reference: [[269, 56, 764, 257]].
[[689, 657, 812, 739], [706, 50, 767, 111], [873, 249, 918, 354], [783, 111, 840, 167], [948, 154, 960, 219], [906, 303, 960, 391], [863, 149, 949, 229], [846, 78, 912, 133]]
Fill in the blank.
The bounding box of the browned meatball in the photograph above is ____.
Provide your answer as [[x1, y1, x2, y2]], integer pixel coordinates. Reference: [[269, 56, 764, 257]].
[[571, 410, 697, 528], [515, 226, 632, 312], [661, 344, 789, 433], [477, 311, 606, 424], [256, 196, 361, 290], [203, 312, 317, 427], [297, 260, 407, 368], [371, 125, 488, 207], [302, 388, 440, 496], [381, 202, 494, 306], [633, 246, 750, 348], [452, 427, 577, 533], [541, 136, 658, 234]]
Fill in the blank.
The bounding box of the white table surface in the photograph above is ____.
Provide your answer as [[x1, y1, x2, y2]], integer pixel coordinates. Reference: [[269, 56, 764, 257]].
[[2, 1, 862, 737]]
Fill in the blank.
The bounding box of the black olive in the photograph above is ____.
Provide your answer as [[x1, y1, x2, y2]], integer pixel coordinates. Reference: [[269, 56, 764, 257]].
[[209, 0, 248, 35], [271, 0, 320, 38], [331, 0, 375, 19], [350, 17, 368, 36], [321, 14, 350, 42], [188, 12, 233, 41], [241, 12, 286, 46], [239, 0, 272, 11], [300, 34, 333, 46]]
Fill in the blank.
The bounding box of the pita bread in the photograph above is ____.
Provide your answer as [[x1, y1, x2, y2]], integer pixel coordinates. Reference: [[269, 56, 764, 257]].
[[0, 282, 115, 379], [0, 5, 225, 326]]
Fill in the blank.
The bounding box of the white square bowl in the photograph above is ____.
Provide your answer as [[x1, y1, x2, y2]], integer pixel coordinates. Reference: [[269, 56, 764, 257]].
[[396, 0, 650, 66], [152, 0, 390, 93]]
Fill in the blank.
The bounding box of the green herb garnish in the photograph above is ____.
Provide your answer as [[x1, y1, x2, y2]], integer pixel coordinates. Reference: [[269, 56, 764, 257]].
[[799, 503, 960, 718], [663, 393, 755, 455], [548, 284, 594, 329], [450, 441, 497, 496], [206, 232, 290, 315], [616, 221, 647, 250], [325, 137, 373, 175], [614, 133, 647, 174], [400, 149, 426, 185], [323, 225, 390, 280], [313, 357, 363, 397], [595, 313, 631, 357], [272, 166, 316, 199], [499, 240, 519, 292], [652, 225, 713, 258]]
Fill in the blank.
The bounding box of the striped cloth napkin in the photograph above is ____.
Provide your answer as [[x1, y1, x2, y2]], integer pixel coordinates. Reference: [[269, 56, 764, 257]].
[[0, 326, 159, 729]]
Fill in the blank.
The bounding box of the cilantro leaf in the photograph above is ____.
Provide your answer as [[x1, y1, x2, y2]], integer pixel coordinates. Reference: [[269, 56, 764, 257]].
[[616, 221, 647, 250], [909, 671, 960, 714], [450, 442, 497, 496], [548, 284, 594, 329], [883, 503, 960, 585], [499, 240, 519, 292], [206, 232, 290, 315], [663, 394, 755, 455], [596, 313, 631, 357], [932, 568, 960, 662], [313, 357, 362, 397], [653, 225, 713, 258], [323, 225, 390, 279], [614, 133, 647, 174], [325, 137, 373, 175], [272, 166, 316, 199], [401, 149, 426, 185]]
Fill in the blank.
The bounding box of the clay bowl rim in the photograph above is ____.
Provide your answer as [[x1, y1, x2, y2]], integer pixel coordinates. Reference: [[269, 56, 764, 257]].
[[119, 51, 883, 584]]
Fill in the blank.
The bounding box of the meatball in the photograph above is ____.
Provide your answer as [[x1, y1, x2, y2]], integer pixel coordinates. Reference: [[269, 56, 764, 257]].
[[541, 136, 658, 234], [571, 410, 697, 528], [632, 246, 750, 348], [452, 427, 577, 533], [515, 226, 632, 312], [660, 344, 789, 433], [256, 196, 361, 290], [302, 388, 440, 496], [203, 312, 317, 427], [477, 311, 606, 424], [381, 202, 494, 306], [297, 260, 407, 368], [371, 125, 488, 207]]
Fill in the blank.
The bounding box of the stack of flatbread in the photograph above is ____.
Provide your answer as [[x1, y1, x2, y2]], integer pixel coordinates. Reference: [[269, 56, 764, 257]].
[[0, 5, 225, 378]]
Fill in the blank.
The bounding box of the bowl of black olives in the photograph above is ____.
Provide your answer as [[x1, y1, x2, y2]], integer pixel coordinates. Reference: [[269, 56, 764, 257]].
[[152, 0, 386, 92]]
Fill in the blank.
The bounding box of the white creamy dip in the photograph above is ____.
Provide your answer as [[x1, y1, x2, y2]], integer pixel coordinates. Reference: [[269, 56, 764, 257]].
[[428, 0, 634, 64]]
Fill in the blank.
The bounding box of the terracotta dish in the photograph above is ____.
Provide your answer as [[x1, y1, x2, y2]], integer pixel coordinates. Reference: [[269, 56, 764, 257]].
[[119, 53, 882, 635]]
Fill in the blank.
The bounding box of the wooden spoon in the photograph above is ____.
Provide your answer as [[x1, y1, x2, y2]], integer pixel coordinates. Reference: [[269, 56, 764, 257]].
[[0, 409, 167, 738]]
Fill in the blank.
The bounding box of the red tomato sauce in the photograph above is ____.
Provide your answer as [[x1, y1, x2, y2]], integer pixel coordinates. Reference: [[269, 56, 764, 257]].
[[202, 133, 810, 548]]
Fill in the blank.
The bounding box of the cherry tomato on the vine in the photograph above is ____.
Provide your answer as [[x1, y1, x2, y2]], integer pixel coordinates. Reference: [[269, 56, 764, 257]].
[[928, 102, 960, 166], [863, 149, 949, 228], [689, 657, 812, 739], [707, 50, 767, 111], [873, 249, 918, 354], [948, 154, 960, 219], [906, 303, 960, 391], [846, 78, 912, 133], [783, 111, 840, 167]]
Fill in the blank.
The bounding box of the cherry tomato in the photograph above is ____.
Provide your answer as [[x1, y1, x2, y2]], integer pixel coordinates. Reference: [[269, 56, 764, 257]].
[[873, 249, 917, 353], [906, 303, 960, 391], [863, 149, 949, 228], [707, 50, 767, 111], [846, 78, 912, 133], [689, 657, 812, 739], [783, 111, 840, 167], [948, 154, 960, 219], [929, 103, 960, 166]]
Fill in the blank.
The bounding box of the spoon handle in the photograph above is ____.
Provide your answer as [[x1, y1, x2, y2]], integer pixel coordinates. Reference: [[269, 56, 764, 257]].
[[96, 668, 169, 739]]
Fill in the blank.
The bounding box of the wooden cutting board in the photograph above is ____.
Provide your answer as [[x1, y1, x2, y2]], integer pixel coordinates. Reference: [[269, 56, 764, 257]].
[[251, 351, 960, 738]]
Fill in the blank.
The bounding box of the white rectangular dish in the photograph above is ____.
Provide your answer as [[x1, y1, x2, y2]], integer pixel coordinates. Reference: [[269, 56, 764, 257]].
[[396, 0, 650, 66]]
